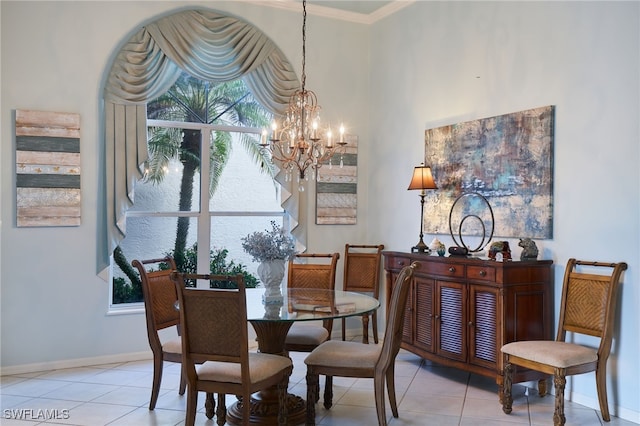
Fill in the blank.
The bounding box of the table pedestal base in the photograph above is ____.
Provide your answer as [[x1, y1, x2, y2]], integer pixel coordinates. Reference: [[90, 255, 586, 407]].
[[226, 392, 306, 426]]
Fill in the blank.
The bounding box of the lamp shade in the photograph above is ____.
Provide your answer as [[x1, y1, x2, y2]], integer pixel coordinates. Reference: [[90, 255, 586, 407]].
[[407, 164, 438, 190]]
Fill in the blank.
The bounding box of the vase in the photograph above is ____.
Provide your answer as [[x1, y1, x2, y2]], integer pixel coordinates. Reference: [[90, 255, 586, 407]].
[[257, 259, 286, 305]]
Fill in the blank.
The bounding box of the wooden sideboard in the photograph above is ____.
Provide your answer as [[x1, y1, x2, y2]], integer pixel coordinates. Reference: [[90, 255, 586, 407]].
[[383, 251, 554, 398]]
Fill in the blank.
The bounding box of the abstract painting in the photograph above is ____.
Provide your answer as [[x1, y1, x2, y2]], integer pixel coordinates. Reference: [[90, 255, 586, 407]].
[[423, 106, 554, 240], [316, 135, 357, 225], [16, 110, 81, 227]]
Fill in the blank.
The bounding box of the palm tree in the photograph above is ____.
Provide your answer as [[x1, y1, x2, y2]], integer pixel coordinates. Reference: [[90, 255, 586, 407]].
[[114, 73, 276, 280]]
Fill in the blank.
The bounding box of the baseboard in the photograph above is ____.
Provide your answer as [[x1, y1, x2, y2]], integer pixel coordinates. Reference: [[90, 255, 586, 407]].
[[0, 351, 152, 376], [569, 391, 640, 424]]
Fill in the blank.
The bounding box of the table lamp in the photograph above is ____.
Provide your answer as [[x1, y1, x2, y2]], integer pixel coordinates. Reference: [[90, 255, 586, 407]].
[[407, 163, 438, 253]]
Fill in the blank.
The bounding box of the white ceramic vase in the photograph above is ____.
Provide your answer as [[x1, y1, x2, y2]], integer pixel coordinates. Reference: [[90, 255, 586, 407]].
[[257, 259, 286, 305]]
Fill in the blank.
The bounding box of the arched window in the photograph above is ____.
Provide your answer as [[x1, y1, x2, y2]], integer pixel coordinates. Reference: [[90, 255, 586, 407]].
[[100, 9, 308, 281]]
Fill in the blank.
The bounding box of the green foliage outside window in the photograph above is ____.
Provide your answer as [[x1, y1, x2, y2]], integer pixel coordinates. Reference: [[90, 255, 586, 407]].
[[112, 243, 258, 304]]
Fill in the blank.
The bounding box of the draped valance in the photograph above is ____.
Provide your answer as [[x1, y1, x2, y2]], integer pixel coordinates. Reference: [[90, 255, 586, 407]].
[[99, 9, 305, 273]]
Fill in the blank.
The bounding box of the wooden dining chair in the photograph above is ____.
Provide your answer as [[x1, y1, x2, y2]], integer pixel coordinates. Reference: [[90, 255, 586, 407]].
[[284, 253, 340, 353], [501, 259, 627, 426], [341, 244, 384, 343], [304, 262, 416, 426], [171, 272, 293, 426], [131, 256, 185, 410]]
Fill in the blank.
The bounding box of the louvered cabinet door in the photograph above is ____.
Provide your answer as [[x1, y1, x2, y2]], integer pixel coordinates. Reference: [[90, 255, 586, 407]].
[[468, 285, 499, 369], [413, 276, 435, 353], [435, 281, 466, 362]]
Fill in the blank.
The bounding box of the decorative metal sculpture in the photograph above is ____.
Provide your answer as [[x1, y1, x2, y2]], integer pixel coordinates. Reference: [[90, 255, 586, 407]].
[[448, 192, 495, 253]]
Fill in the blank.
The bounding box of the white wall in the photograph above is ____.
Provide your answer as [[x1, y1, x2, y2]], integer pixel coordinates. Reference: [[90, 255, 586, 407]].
[[367, 1, 639, 422], [1, 0, 638, 422]]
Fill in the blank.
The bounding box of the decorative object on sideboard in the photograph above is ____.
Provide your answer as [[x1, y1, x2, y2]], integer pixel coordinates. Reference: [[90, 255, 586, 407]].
[[259, 0, 347, 190], [488, 241, 512, 261], [429, 237, 446, 256], [518, 238, 539, 260], [448, 246, 469, 256], [448, 192, 494, 253], [408, 163, 438, 253]]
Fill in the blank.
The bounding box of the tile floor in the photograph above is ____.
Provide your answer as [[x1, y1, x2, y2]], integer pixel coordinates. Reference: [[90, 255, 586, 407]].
[[1, 337, 637, 426]]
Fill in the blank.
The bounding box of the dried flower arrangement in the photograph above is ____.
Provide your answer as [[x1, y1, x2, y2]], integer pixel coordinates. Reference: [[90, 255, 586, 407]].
[[241, 221, 296, 263]]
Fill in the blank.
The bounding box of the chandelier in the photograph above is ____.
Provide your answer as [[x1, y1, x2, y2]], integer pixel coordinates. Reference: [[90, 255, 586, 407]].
[[260, 0, 346, 189]]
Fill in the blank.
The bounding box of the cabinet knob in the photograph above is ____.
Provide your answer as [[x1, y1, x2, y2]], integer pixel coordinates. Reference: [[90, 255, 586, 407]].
[[448, 267, 456, 273], [479, 270, 487, 276], [468, 321, 475, 327]]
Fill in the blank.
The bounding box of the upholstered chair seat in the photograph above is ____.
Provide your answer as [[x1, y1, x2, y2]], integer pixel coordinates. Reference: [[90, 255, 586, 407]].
[[285, 326, 329, 347], [502, 341, 597, 368]]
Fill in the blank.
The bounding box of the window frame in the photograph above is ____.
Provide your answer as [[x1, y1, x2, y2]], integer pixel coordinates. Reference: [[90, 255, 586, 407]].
[[108, 118, 286, 312]]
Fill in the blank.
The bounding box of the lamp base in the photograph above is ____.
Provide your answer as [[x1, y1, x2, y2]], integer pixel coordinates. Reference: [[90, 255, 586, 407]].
[[411, 239, 431, 254]]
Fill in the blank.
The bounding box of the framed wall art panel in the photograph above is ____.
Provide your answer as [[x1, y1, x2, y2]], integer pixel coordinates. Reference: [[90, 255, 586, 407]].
[[424, 106, 554, 239], [15, 110, 81, 227], [316, 135, 357, 225]]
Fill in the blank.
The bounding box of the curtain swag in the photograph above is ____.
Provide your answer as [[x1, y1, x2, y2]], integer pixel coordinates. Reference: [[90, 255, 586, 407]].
[[100, 9, 305, 273]]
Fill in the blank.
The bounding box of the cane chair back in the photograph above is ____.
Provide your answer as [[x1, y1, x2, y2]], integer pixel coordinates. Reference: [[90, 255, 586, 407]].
[[285, 253, 340, 353], [501, 258, 627, 426], [132, 256, 184, 410], [171, 272, 293, 426], [341, 244, 384, 343], [304, 262, 417, 426]]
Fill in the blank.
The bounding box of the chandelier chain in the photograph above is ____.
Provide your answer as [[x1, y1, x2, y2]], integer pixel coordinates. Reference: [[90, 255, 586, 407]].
[[301, 0, 306, 92]]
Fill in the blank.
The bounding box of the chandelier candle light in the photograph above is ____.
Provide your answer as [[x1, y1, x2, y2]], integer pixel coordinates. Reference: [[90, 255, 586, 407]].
[[259, 0, 347, 189], [407, 163, 438, 253]]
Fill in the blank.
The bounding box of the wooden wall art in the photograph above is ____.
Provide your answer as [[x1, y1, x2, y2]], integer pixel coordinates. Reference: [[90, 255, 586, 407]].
[[15, 110, 81, 227], [316, 135, 357, 225]]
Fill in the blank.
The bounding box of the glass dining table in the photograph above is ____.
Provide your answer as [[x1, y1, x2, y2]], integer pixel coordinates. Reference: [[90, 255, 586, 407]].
[[220, 287, 380, 426]]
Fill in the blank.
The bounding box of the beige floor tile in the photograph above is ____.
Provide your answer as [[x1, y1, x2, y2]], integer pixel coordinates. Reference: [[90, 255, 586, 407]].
[[1, 335, 637, 426]]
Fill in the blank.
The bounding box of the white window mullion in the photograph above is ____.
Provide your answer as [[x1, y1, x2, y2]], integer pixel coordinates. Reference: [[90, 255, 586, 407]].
[[196, 129, 212, 287]]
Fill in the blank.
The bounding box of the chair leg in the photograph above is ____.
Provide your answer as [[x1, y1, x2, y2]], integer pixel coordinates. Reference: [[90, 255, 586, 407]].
[[149, 354, 163, 410], [362, 314, 370, 344], [386, 364, 398, 418], [595, 363, 611, 421], [553, 371, 567, 426], [306, 371, 319, 426], [374, 370, 388, 425], [205, 392, 215, 419], [341, 318, 347, 341], [185, 385, 198, 426], [323, 375, 334, 409], [372, 310, 379, 344], [216, 393, 226, 426], [502, 359, 513, 414], [178, 366, 186, 395], [243, 391, 252, 426]]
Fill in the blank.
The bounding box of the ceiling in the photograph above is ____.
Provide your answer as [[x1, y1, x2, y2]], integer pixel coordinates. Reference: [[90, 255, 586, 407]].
[[306, 1, 395, 15], [250, 1, 414, 24]]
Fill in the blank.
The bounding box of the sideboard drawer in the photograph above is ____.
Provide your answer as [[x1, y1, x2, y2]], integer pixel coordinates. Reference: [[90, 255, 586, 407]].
[[428, 261, 465, 278], [389, 256, 412, 270], [468, 265, 496, 282]]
